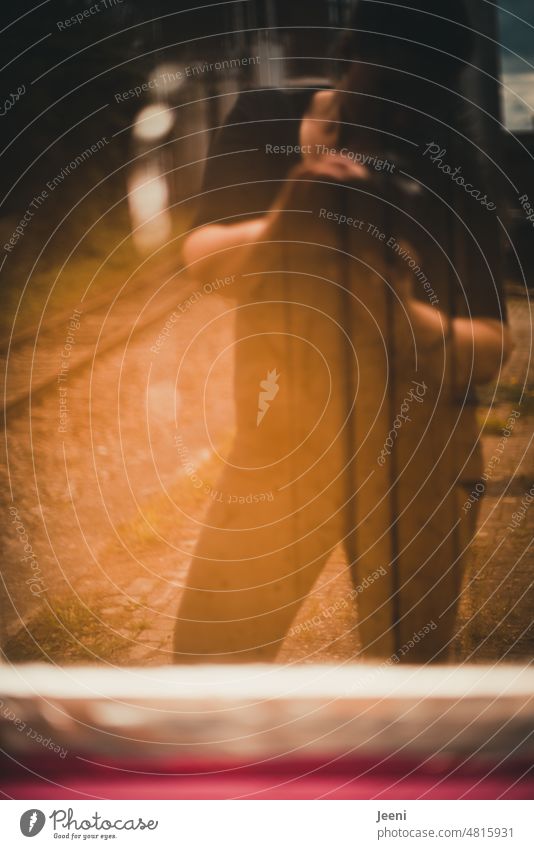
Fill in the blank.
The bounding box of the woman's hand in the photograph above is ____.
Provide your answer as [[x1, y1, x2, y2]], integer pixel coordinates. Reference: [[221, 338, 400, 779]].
[[292, 154, 369, 186], [263, 156, 371, 239]]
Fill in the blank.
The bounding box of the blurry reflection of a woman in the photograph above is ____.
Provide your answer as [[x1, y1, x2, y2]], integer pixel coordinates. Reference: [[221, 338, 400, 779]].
[[174, 0, 511, 664]]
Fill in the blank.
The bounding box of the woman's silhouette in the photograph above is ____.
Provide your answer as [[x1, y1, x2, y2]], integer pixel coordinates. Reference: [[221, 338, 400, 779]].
[[173, 0, 511, 663]]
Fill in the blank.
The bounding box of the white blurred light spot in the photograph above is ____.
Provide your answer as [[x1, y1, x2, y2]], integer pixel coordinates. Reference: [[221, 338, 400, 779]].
[[502, 72, 534, 131], [133, 104, 174, 142], [92, 702, 147, 728], [128, 165, 172, 252], [151, 63, 184, 95]]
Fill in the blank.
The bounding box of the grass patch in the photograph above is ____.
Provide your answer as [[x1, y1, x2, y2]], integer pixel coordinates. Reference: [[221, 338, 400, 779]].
[[478, 411, 511, 436], [3, 595, 148, 664], [477, 381, 534, 414], [1, 208, 191, 339]]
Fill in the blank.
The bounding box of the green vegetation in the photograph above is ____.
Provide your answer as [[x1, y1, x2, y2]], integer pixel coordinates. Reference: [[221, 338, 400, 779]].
[[3, 595, 149, 664], [477, 381, 534, 414], [478, 410, 511, 436]]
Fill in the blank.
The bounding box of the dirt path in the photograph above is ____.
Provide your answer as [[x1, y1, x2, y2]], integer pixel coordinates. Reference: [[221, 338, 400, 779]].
[[2, 287, 532, 666], [1, 267, 235, 662]]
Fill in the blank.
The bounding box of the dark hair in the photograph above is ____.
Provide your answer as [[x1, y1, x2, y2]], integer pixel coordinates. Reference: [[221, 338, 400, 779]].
[[334, 0, 475, 150], [340, 0, 475, 83]]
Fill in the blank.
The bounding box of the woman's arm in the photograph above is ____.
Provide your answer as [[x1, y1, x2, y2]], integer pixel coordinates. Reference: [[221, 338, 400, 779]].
[[183, 156, 365, 284], [182, 140, 345, 285], [390, 235, 512, 386], [405, 298, 512, 386], [184, 158, 512, 388], [183, 218, 268, 283]]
